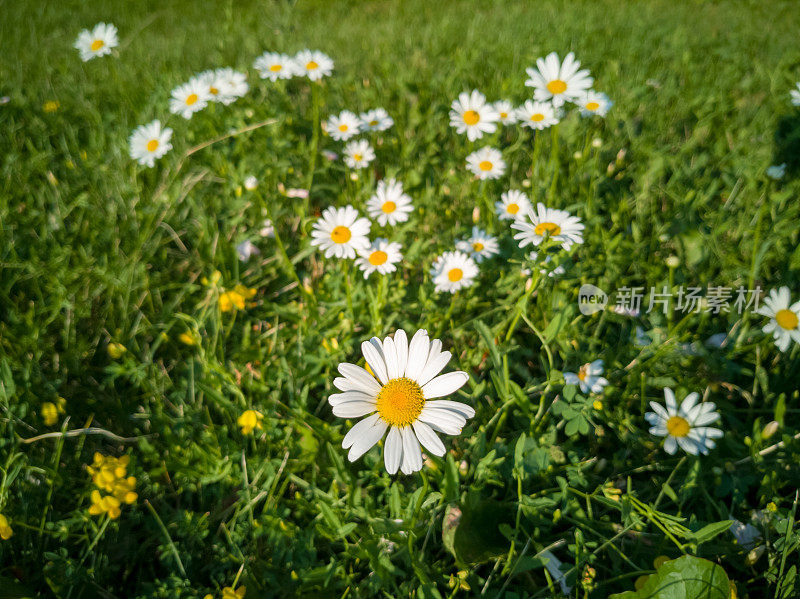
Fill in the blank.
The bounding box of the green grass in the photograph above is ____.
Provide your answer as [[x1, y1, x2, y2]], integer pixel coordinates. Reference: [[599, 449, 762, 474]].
[[1, 0, 800, 596]]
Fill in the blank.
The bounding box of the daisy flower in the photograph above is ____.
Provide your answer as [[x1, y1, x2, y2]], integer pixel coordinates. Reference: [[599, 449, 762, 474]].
[[253, 51, 297, 81], [511, 203, 584, 251], [493, 100, 518, 125], [757, 287, 800, 352], [431, 251, 478, 294], [244, 175, 258, 190], [790, 83, 800, 106], [496, 189, 532, 221], [74, 23, 118, 62], [343, 139, 375, 169], [355, 238, 403, 278], [578, 91, 612, 117], [206, 68, 248, 105], [517, 100, 560, 130], [466, 147, 506, 180], [645, 388, 723, 455], [329, 329, 474, 475], [310, 205, 370, 259], [449, 90, 500, 141], [294, 49, 334, 81], [128, 120, 173, 168], [564, 360, 608, 394], [524, 52, 594, 107], [236, 240, 260, 262], [169, 76, 211, 119], [366, 178, 413, 226], [360, 108, 394, 132], [326, 110, 361, 141], [455, 227, 499, 263]]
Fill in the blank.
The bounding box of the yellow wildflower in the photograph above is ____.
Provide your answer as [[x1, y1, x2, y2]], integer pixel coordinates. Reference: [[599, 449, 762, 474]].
[[179, 332, 197, 346], [219, 285, 257, 313], [107, 342, 127, 359], [88, 489, 121, 519], [0, 514, 13, 540], [42, 397, 67, 426], [237, 410, 263, 435], [43, 100, 60, 113], [222, 586, 245, 599]]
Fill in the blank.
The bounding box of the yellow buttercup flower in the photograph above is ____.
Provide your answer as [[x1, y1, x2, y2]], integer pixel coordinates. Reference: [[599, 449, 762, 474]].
[[237, 410, 263, 435], [219, 285, 257, 313], [0, 514, 13, 540], [42, 397, 66, 426], [222, 586, 245, 599]]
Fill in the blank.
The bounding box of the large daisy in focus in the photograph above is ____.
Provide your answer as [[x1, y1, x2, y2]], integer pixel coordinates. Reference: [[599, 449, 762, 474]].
[[253, 52, 297, 81], [330, 329, 474, 475], [578, 91, 612, 117], [757, 287, 800, 352], [455, 227, 499, 263], [129, 120, 173, 168], [431, 251, 478, 294], [310, 205, 370, 259], [366, 178, 413, 226], [496, 189, 532, 221], [511, 203, 584, 251], [524, 52, 593, 107], [516, 100, 559, 130], [355, 239, 403, 278], [326, 111, 361, 141], [294, 50, 334, 81], [74, 23, 118, 62], [169, 77, 211, 119], [449, 90, 500, 141], [645, 388, 723, 456], [360, 108, 394, 132], [466, 147, 506, 180]]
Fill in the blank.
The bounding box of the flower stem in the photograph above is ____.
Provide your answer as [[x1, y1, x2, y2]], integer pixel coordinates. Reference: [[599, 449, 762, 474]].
[[547, 123, 560, 201]]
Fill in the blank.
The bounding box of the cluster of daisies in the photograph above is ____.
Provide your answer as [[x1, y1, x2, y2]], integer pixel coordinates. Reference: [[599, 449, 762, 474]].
[[323, 107, 394, 170]]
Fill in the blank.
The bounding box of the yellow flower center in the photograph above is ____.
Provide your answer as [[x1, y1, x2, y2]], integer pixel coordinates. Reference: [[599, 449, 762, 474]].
[[531, 113, 545, 122], [534, 222, 561, 236], [369, 250, 388, 266], [338, 124, 349, 132], [185, 93, 198, 106], [91, 39, 105, 51], [776, 309, 799, 330], [547, 79, 568, 94], [381, 201, 396, 213], [146, 139, 159, 152], [209, 86, 219, 95], [585, 101, 600, 111], [269, 64, 283, 72], [369, 120, 379, 126], [478, 160, 493, 171], [507, 203, 520, 215], [666, 416, 690, 438], [353, 153, 363, 161], [330, 226, 352, 244], [448, 268, 463, 282], [578, 364, 588, 381], [306, 61, 319, 70], [463, 110, 480, 125], [376, 377, 425, 427], [500, 112, 508, 119], [472, 242, 485, 252]]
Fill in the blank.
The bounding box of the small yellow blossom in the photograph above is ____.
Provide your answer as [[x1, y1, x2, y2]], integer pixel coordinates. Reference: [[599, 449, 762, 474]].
[[107, 342, 127, 359], [179, 332, 197, 346], [237, 410, 263, 435], [42, 397, 67, 426], [0, 514, 13, 540], [222, 586, 246, 599], [219, 285, 257, 313], [89, 489, 122, 519], [592, 400, 603, 411], [43, 100, 60, 113], [86, 453, 137, 518], [202, 270, 222, 287]]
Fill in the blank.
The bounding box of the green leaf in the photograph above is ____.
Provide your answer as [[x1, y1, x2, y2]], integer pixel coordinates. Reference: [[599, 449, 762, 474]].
[[475, 319, 502, 369], [689, 520, 734, 546], [610, 555, 731, 599]]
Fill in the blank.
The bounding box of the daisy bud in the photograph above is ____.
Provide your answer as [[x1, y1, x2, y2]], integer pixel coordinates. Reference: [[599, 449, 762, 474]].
[[762, 421, 779, 439], [665, 255, 680, 268], [745, 545, 765, 566], [591, 138, 602, 148], [573, 151, 583, 160], [244, 176, 258, 190], [472, 206, 480, 223]]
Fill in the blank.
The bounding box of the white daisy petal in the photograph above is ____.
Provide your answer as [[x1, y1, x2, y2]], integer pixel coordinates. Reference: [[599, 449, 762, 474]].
[[348, 418, 388, 461], [422, 372, 469, 399], [384, 426, 403, 474], [342, 413, 381, 449], [362, 339, 389, 385], [401, 426, 423, 473], [412, 420, 446, 456], [337, 363, 381, 395], [332, 401, 377, 418]]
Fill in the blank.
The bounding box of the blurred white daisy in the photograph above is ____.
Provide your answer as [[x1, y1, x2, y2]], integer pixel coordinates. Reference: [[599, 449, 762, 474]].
[[511, 203, 584, 251], [169, 77, 211, 119], [355, 238, 402, 278], [455, 227, 499, 263], [790, 83, 800, 106], [766, 164, 786, 180], [128, 120, 173, 168], [366, 178, 413, 226], [208, 68, 248, 105], [359, 108, 394, 132], [449, 90, 500, 141], [493, 100, 518, 125], [564, 359, 608, 394], [330, 329, 473, 475], [757, 287, 800, 352], [74, 23, 118, 62], [244, 176, 258, 190], [294, 49, 334, 81], [326, 111, 361, 141], [431, 251, 478, 294], [645, 388, 723, 456], [466, 147, 506, 180], [578, 91, 612, 117], [310, 205, 370, 259], [259, 218, 274, 238], [236, 240, 260, 262], [516, 100, 559, 130], [253, 52, 297, 81], [528, 251, 566, 278], [496, 189, 532, 221], [524, 52, 593, 107], [343, 140, 375, 169]]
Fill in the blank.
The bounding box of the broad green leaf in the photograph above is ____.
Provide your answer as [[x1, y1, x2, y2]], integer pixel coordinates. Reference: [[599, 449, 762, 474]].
[[610, 555, 731, 599]]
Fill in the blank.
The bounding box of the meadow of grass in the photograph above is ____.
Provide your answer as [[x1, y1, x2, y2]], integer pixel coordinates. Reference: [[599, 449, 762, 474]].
[[1, 0, 800, 596]]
